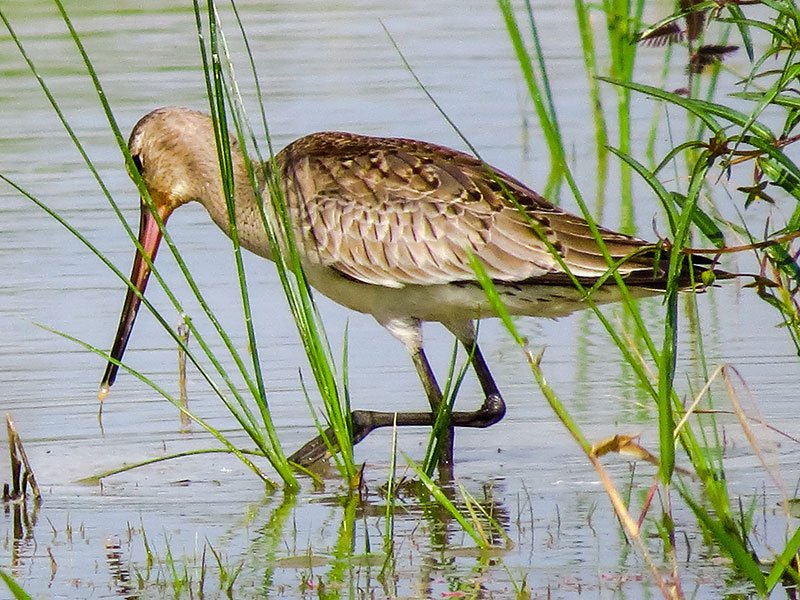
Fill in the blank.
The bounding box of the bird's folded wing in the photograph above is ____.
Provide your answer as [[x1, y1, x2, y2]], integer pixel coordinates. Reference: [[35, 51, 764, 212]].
[[297, 192, 659, 288], [280, 132, 658, 288]]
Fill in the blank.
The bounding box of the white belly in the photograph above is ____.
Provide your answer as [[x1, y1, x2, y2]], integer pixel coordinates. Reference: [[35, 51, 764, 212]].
[[303, 262, 655, 324]]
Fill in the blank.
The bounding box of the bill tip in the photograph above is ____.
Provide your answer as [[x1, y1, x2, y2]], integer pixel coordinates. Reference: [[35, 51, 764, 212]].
[[98, 384, 110, 402]]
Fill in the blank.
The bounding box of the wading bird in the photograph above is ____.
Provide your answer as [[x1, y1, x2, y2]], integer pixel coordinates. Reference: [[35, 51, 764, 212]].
[[99, 107, 720, 471]]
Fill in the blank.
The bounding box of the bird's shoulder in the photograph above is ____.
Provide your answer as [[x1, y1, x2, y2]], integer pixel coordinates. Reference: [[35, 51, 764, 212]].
[[276, 131, 557, 213]]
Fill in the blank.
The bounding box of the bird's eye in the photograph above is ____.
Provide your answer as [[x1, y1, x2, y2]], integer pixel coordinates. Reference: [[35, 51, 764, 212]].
[[131, 154, 144, 175]]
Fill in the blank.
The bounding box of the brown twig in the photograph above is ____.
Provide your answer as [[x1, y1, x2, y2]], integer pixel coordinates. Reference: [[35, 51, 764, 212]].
[[680, 229, 800, 256], [4, 414, 41, 502], [177, 318, 191, 431]]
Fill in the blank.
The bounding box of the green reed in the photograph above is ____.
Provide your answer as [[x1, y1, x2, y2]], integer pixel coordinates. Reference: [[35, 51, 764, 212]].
[[419, 342, 472, 478], [195, 0, 357, 482], [496, 0, 800, 595], [661, 2, 800, 579], [498, 0, 643, 224], [393, 3, 668, 490], [468, 256, 678, 595], [497, 0, 566, 199], [603, 0, 646, 233], [0, 570, 32, 600], [0, 3, 292, 486], [573, 0, 609, 172], [192, 1, 299, 486], [0, 0, 370, 489], [191, 0, 357, 482], [409, 462, 491, 549], [379, 419, 399, 586]]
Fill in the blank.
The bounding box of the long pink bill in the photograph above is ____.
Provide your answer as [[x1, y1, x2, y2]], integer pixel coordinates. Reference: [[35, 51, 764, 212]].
[[98, 202, 168, 400]]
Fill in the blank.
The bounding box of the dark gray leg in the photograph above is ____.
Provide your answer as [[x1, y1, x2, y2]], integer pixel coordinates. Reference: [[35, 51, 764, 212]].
[[288, 318, 506, 470], [410, 344, 454, 476], [443, 319, 506, 429]]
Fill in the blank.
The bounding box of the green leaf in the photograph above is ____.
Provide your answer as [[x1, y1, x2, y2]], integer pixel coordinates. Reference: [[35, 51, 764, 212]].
[[670, 192, 726, 248], [608, 145, 677, 231], [765, 524, 800, 590], [724, 4, 754, 61], [766, 245, 800, 288], [599, 77, 775, 141], [608, 144, 726, 248], [681, 493, 767, 595], [0, 570, 33, 600]]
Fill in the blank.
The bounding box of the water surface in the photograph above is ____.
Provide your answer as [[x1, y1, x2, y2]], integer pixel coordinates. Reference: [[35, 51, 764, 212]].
[[1, 1, 798, 598]]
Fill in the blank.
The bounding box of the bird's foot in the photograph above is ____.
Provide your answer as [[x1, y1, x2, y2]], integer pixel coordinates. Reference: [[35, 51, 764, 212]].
[[451, 393, 506, 428], [288, 427, 337, 468], [288, 410, 388, 468]]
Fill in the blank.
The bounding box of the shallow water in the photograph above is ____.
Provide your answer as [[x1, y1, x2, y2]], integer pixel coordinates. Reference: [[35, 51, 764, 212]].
[[1, 1, 798, 598]]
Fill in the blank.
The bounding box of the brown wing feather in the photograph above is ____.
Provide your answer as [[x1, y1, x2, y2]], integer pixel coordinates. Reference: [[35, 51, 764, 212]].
[[278, 132, 661, 288]]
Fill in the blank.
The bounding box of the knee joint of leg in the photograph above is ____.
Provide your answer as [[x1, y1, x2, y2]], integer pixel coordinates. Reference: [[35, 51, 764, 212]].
[[476, 393, 506, 427]]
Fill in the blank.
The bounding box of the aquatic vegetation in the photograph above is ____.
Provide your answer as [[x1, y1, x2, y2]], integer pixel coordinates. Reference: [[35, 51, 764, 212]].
[[0, 0, 798, 598]]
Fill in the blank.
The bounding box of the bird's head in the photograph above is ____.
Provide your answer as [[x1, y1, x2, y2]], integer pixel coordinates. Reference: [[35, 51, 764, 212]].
[[99, 107, 241, 399]]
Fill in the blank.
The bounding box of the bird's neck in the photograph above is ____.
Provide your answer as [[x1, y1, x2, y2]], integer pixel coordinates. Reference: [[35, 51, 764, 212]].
[[199, 160, 276, 262]]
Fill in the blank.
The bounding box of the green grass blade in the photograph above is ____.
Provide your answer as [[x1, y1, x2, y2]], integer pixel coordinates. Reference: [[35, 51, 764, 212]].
[[468, 253, 591, 453], [194, 0, 296, 486], [573, 0, 608, 177], [680, 489, 767, 595], [82, 448, 268, 484], [0, 571, 32, 600], [724, 4, 754, 61], [39, 0, 293, 477], [44, 325, 275, 486], [608, 145, 726, 248], [497, 0, 566, 195], [407, 458, 490, 549], [765, 525, 800, 591], [0, 173, 259, 433], [422, 341, 470, 476], [600, 77, 775, 140], [1, 2, 293, 476], [669, 192, 726, 249]]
